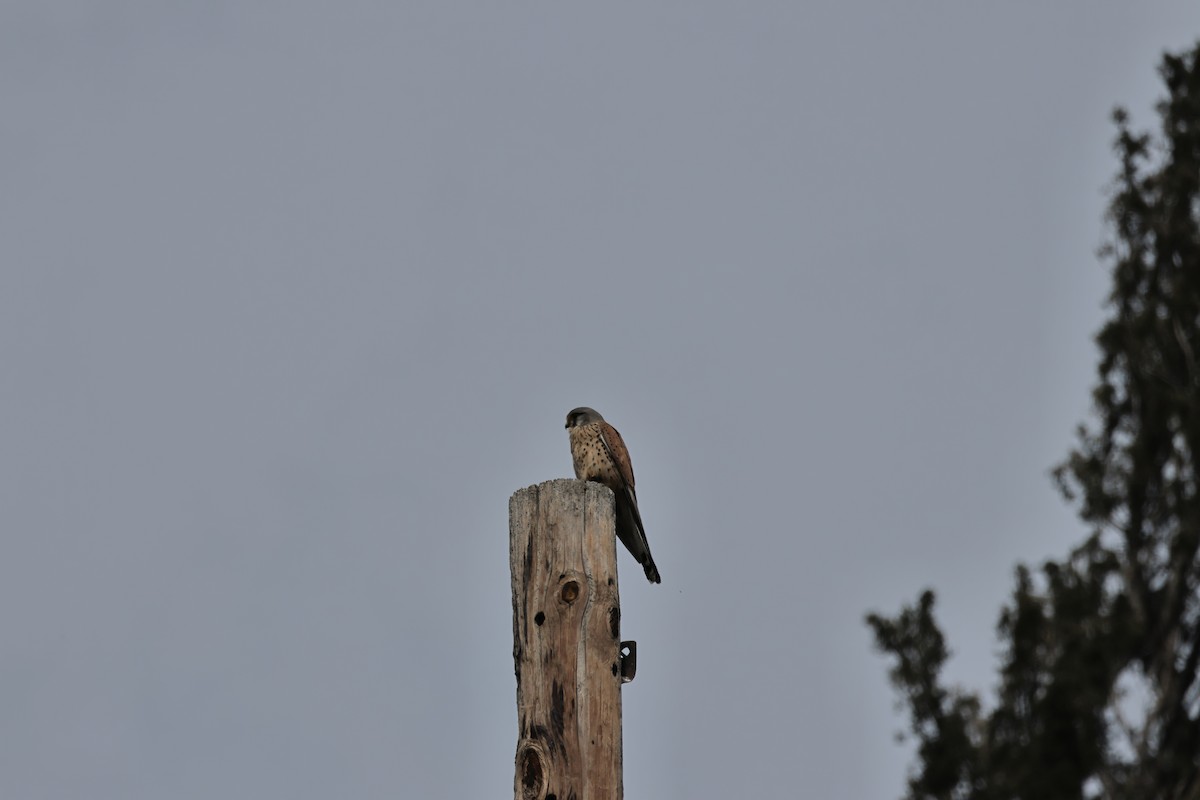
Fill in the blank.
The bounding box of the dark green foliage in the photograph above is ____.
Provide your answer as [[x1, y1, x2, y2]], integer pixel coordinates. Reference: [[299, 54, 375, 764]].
[[867, 42, 1200, 800], [866, 591, 983, 799]]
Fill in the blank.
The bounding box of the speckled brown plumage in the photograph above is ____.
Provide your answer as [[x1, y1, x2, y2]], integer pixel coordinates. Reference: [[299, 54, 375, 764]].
[[565, 407, 661, 584]]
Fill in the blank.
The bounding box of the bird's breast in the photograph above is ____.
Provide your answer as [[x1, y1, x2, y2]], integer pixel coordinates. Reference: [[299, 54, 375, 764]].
[[569, 425, 620, 487]]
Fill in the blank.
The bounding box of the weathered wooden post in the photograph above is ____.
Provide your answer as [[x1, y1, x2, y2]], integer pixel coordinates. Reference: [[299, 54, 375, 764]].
[[510, 479, 632, 800]]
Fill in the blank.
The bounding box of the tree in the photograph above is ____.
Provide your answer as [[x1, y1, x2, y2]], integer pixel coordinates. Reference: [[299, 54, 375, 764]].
[[867, 41, 1200, 800]]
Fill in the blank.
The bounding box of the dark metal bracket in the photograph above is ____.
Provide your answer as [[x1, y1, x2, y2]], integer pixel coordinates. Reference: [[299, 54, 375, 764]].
[[619, 640, 637, 683]]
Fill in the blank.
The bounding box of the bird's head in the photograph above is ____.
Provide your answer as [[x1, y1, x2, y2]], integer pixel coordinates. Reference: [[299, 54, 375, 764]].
[[565, 407, 604, 429]]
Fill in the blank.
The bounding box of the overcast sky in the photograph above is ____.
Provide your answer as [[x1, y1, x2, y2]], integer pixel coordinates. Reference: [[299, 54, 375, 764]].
[[4, 3, 1200, 798]]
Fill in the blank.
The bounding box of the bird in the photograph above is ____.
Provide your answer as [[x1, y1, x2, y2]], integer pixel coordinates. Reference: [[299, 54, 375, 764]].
[[565, 407, 661, 584]]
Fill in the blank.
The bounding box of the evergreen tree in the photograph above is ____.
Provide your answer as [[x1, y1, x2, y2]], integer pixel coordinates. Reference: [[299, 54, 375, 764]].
[[867, 41, 1200, 800]]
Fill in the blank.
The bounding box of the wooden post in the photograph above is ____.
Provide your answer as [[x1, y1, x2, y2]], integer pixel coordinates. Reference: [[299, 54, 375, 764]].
[[510, 479, 626, 800]]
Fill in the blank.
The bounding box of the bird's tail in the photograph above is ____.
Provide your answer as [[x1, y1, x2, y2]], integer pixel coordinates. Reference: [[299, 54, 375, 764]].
[[643, 560, 661, 584]]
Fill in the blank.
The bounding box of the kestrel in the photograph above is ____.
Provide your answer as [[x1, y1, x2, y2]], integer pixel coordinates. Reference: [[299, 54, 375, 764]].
[[565, 407, 661, 584]]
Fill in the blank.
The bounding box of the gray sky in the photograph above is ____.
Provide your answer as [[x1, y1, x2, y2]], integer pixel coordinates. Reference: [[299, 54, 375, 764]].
[[4, 3, 1200, 798]]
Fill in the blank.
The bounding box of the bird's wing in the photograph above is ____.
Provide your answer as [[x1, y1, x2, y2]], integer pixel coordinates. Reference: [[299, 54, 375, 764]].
[[598, 422, 646, 532], [597, 422, 636, 489]]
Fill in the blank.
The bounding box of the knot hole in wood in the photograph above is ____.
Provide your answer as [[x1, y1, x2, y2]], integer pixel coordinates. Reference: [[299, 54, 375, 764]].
[[517, 742, 547, 800], [560, 580, 580, 604]]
